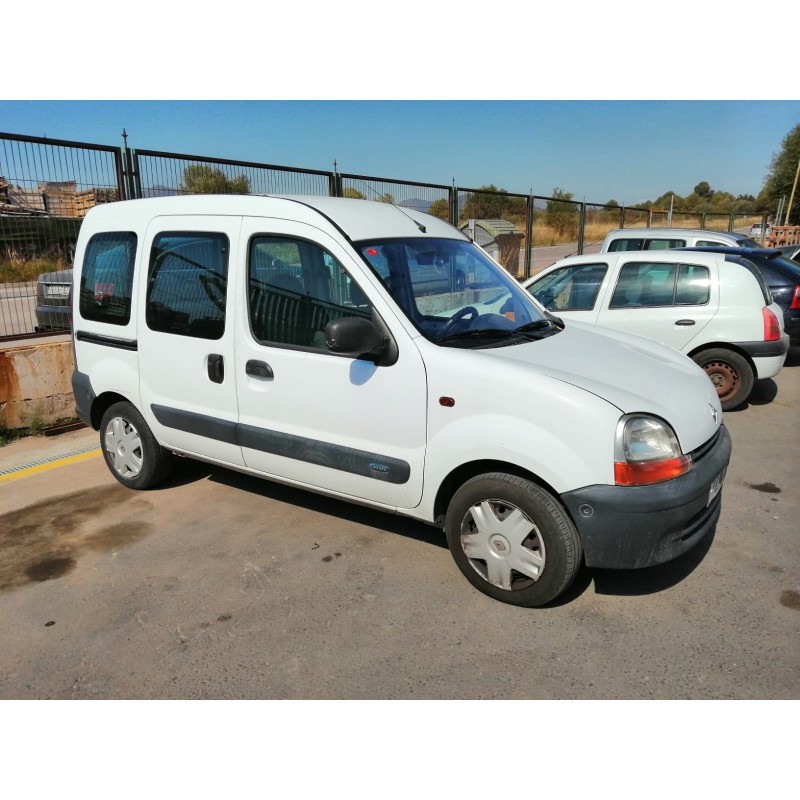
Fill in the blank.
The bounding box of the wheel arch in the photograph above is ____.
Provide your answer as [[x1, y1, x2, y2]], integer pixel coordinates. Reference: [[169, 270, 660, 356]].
[[687, 341, 757, 374], [90, 391, 134, 431], [432, 459, 565, 528]]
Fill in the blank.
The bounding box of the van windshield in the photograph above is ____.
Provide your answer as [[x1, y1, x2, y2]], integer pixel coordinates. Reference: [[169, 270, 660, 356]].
[[356, 237, 560, 347]]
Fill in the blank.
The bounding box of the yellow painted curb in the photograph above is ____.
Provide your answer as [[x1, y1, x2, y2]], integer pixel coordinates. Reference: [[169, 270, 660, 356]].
[[0, 448, 101, 484]]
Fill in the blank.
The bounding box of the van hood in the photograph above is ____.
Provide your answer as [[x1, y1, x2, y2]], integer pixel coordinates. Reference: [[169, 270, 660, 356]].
[[490, 320, 722, 452]]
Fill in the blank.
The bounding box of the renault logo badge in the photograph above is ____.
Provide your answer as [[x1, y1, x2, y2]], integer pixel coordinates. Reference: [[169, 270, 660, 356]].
[[710, 404, 719, 425]]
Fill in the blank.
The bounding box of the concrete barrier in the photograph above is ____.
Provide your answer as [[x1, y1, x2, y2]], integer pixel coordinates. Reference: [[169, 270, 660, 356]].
[[0, 335, 75, 429]]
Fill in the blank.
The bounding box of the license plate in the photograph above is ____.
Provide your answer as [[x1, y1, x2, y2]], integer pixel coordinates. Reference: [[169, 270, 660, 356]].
[[707, 468, 726, 506], [45, 284, 70, 298]]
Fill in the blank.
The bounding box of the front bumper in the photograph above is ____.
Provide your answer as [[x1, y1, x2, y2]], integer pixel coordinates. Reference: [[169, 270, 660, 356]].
[[562, 425, 732, 569]]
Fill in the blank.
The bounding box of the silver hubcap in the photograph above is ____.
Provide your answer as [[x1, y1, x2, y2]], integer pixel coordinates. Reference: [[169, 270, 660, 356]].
[[460, 499, 545, 591], [104, 416, 143, 478]]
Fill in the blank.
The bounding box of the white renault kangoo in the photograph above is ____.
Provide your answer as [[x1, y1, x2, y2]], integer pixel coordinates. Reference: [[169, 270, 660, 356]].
[[71, 195, 731, 607]]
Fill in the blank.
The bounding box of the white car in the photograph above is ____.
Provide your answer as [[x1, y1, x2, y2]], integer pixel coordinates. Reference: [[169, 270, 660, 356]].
[[70, 195, 731, 608], [524, 250, 789, 411], [749, 223, 772, 238], [600, 228, 759, 252]]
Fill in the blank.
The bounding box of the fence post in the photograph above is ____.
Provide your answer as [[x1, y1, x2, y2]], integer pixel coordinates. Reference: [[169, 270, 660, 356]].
[[620, 206, 626, 229], [450, 185, 459, 227], [524, 194, 534, 279], [122, 148, 141, 200], [577, 202, 586, 255], [328, 171, 342, 197]]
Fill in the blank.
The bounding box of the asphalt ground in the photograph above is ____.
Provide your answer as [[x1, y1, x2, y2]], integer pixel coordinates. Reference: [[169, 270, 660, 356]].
[[0, 353, 798, 701]]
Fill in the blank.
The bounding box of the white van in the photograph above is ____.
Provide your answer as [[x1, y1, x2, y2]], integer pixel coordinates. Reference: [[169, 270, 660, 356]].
[[71, 195, 731, 607], [600, 228, 759, 253]]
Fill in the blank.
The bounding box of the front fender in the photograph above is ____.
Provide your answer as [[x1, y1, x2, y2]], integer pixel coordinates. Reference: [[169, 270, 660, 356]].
[[419, 404, 619, 520]]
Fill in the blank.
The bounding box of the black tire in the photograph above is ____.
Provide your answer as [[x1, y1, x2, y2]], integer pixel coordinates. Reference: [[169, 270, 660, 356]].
[[99, 401, 173, 489], [692, 348, 754, 411], [445, 473, 582, 607]]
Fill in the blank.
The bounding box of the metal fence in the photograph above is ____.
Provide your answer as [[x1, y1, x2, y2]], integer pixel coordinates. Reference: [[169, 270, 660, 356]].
[[0, 130, 766, 341]]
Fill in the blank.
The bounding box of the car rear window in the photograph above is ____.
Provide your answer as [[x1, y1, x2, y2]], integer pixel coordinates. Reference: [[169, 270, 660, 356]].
[[79, 231, 137, 325], [763, 256, 800, 281]]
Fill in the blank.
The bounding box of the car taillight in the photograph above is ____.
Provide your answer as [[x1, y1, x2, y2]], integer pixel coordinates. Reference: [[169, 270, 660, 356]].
[[789, 287, 800, 311], [763, 307, 781, 341]]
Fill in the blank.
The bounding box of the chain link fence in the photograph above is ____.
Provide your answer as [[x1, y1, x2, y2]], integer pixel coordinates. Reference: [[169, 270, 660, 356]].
[[1, 130, 767, 340]]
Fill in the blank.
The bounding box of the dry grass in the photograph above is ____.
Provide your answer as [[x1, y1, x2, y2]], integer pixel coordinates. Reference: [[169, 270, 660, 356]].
[[0, 249, 71, 283], [529, 216, 765, 247]]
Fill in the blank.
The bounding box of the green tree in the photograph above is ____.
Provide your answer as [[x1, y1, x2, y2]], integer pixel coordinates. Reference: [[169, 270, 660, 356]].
[[758, 122, 800, 222], [694, 181, 714, 199], [461, 185, 526, 223], [544, 188, 578, 237], [427, 198, 450, 220], [602, 199, 621, 221], [181, 164, 250, 194], [377, 193, 395, 204], [651, 191, 682, 210], [342, 188, 366, 199]]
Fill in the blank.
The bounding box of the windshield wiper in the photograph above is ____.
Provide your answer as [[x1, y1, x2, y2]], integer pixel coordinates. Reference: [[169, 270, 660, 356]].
[[513, 318, 564, 337], [437, 328, 522, 346]]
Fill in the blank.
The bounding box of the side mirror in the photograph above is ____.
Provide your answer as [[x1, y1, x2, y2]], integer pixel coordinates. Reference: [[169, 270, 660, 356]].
[[325, 316, 389, 362]]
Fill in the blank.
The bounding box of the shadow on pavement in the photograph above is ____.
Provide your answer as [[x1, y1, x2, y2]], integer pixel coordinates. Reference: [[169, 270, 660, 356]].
[[162, 457, 718, 603], [203, 460, 448, 550]]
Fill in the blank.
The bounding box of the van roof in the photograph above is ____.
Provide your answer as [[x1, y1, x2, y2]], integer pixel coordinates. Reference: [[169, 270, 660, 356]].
[[83, 194, 467, 243]]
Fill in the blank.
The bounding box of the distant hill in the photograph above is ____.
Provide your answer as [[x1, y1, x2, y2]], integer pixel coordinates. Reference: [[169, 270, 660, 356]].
[[398, 197, 433, 213]]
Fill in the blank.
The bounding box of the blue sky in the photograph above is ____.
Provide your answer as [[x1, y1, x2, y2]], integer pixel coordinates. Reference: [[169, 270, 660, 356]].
[[2, 100, 797, 206]]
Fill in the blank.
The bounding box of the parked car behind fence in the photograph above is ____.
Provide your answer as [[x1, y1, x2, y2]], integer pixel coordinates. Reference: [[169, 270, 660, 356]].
[[34, 267, 72, 332]]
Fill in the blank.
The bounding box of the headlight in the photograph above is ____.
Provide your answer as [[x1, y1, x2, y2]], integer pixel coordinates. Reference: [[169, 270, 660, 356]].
[[614, 415, 692, 486]]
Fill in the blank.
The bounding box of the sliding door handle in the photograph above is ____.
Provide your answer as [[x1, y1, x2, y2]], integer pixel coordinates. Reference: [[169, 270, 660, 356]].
[[246, 360, 274, 379], [207, 354, 224, 383]]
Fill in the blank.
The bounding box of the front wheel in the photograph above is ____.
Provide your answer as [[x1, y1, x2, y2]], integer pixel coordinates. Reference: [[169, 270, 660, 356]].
[[691, 348, 754, 411], [445, 473, 583, 607], [100, 402, 173, 489]]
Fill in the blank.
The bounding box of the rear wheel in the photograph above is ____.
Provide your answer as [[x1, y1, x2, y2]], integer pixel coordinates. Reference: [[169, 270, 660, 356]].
[[100, 402, 172, 489], [445, 473, 582, 607], [692, 348, 754, 411]]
